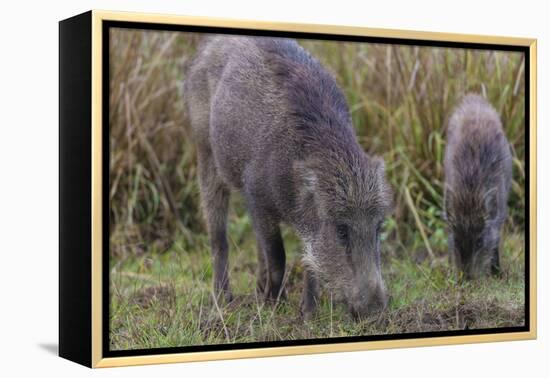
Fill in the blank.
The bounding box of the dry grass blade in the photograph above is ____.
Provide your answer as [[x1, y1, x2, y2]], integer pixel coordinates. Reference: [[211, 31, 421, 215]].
[[404, 187, 435, 260], [211, 292, 231, 343]]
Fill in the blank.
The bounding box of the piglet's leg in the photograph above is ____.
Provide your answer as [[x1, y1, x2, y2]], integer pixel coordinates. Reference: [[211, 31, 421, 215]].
[[491, 247, 502, 277], [301, 270, 319, 320]]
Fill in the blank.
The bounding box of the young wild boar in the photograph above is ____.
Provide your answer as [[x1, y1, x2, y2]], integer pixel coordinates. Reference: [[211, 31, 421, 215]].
[[183, 36, 393, 319], [444, 94, 512, 279]]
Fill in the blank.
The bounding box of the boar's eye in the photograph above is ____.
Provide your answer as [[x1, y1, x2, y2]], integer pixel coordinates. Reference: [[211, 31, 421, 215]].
[[336, 224, 349, 244]]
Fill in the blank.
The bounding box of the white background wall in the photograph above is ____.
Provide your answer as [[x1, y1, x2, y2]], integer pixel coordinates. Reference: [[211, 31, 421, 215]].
[[0, 0, 547, 376]]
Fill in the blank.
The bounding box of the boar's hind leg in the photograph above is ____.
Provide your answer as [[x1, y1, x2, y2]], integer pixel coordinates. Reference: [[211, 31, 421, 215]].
[[197, 150, 232, 303], [255, 239, 268, 297]]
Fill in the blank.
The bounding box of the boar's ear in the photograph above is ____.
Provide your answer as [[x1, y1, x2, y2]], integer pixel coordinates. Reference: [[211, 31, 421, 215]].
[[293, 161, 317, 194], [294, 161, 324, 219]]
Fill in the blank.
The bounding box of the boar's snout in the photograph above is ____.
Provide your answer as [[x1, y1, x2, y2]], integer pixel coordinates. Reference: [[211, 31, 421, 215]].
[[349, 279, 388, 319]]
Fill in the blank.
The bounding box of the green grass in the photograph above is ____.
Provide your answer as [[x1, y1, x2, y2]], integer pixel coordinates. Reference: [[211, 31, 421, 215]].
[[108, 30, 526, 350], [110, 216, 524, 350]]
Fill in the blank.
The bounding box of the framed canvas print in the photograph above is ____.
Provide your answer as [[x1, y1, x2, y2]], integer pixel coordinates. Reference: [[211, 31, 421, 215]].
[[59, 10, 537, 368]]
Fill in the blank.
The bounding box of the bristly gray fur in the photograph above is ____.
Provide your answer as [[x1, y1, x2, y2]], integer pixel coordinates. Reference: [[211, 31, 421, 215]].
[[444, 94, 512, 279], [183, 35, 393, 318]]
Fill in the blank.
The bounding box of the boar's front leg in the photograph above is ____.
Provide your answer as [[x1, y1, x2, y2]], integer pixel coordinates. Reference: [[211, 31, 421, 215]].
[[245, 197, 286, 302], [197, 150, 232, 303], [257, 221, 286, 302]]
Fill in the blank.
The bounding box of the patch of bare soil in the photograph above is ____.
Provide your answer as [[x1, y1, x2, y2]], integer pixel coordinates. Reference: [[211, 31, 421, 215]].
[[361, 296, 524, 334]]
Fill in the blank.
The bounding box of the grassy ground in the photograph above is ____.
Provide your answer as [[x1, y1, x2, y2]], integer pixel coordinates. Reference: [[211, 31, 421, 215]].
[[110, 209, 524, 350], [108, 29, 526, 350]]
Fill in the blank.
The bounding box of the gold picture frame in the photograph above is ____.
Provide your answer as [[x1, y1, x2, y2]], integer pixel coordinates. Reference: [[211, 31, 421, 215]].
[[59, 9, 537, 368]]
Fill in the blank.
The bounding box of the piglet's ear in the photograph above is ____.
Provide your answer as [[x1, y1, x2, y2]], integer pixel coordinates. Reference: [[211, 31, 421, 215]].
[[371, 155, 394, 210], [372, 156, 386, 178], [294, 161, 317, 194], [483, 187, 498, 220]]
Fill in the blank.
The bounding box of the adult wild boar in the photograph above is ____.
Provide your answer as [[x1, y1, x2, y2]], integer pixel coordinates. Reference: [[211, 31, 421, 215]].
[[184, 36, 392, 318], [444, 94, 512, 279]]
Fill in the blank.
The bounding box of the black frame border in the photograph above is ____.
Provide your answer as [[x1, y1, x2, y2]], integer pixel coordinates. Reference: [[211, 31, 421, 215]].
[[101, 20, 531, 359], [59, 11, 93, 367]]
